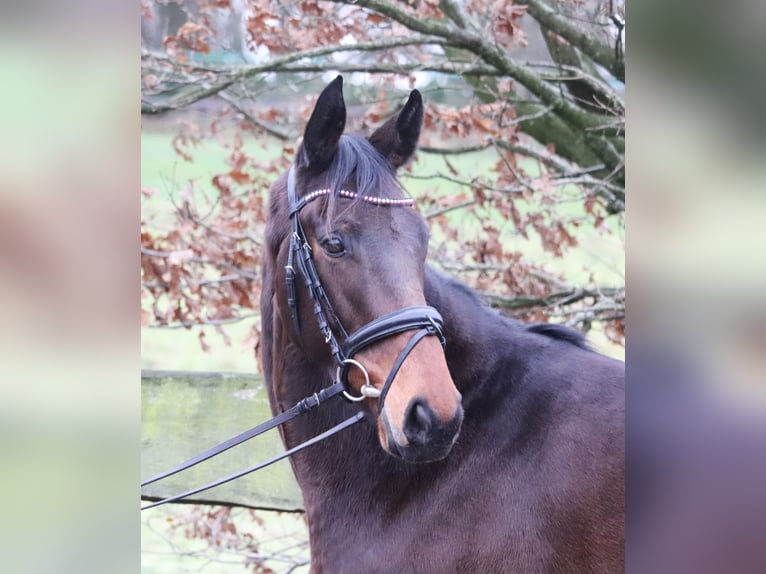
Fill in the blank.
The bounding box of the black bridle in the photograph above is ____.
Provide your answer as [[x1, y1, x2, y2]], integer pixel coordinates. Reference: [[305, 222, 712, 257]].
[[140, 165, 445, 510], [285, 165, 445, 406]]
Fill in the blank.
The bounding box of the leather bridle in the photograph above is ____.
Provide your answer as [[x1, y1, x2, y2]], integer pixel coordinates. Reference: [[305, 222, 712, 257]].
[[140, 165, 446, 510], [285, 165, 445, 407]]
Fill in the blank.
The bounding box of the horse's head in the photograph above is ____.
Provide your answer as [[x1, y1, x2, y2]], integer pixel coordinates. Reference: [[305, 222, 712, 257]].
[[266, 76, 463, 463]]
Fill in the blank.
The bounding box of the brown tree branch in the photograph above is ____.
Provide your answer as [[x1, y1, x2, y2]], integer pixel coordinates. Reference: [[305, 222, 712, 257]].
[[518, 0, 625, 82], [141, 36, 452, 112], [141, 248, 259, 280], [480, 286, 624, 312], [324, 0, 623, 180], [142, 1, 624, 192], [147, 313, 259, 330], [218, 92, 292, 141]]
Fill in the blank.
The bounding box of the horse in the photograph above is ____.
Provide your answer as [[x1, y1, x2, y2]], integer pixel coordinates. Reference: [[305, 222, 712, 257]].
[[260, 76, 624, 573]]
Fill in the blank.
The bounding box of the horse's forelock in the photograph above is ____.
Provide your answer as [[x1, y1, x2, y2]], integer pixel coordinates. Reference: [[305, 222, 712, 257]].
[[273, 134, 412, 245], [332, 135, 407, 226], [296, 135, 406, 227]]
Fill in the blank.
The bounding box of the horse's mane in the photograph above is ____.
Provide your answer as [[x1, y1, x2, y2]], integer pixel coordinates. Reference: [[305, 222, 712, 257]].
[[427, 266, 591, 351], [526, 323, 590, 350]]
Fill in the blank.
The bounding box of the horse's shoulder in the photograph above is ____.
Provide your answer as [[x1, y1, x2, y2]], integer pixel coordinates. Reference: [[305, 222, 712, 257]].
[[510, 325, 623, 414]]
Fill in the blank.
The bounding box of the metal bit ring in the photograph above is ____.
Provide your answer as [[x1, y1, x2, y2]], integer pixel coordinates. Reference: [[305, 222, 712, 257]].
[[339, 358, 381, 402]]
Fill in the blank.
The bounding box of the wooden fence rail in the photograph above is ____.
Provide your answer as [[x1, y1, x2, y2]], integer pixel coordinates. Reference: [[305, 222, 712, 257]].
[[141, 370, 304, 511]]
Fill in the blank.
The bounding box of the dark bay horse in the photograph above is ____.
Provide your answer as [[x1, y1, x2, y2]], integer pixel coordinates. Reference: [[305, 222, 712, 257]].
[[261, 76, 624, 573]]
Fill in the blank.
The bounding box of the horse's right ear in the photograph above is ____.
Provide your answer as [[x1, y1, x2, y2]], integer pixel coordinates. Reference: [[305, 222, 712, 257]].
[[369, 89, 423, 168], [302, 75, 346, 171]]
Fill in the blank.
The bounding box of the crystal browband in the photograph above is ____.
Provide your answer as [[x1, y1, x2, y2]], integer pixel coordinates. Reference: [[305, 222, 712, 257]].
[[300, 188, 416, 207]]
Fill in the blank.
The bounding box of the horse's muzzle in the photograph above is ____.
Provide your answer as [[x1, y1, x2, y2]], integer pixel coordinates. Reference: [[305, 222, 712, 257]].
[[382, 399, 463, 463]]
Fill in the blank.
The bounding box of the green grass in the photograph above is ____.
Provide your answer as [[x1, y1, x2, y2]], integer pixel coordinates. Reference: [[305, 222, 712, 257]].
[[142, 322, 258, 373], [141, 129, 282, 194]]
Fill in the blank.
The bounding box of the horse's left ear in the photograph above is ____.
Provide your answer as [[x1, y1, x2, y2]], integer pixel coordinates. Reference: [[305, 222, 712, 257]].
[[369, 90, 423, 168]]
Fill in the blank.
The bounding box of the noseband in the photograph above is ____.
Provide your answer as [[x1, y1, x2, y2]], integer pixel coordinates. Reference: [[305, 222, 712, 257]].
[[285, 166, 446, 407]]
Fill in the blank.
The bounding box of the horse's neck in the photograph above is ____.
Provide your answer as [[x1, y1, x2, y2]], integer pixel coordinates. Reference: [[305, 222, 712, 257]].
[[264, 268, 536, 564], [423, 267, 525, 403]]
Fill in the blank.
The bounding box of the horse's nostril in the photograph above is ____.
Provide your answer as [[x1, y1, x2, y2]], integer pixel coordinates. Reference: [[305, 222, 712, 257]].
[[404, 400, 433, 445]]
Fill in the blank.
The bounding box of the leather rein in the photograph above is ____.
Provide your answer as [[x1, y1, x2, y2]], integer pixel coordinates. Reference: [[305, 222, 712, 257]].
[[141, 166, 445, 510]]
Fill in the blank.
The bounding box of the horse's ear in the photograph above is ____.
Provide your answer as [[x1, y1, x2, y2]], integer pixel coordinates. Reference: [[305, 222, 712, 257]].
[[302, 75, 346, 171], [369, 90, 423, 168]]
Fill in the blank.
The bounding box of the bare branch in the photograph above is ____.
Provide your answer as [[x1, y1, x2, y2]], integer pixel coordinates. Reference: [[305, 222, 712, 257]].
[[148, 313, 259, 330], [218, 92, 292, 141], [420, 143, 492, 155], [141, 248, 259, 280], [491, 140, 537, 197], [518, 0, 625, 82], [533, 64, 624, 115], [439, 0, 474, 29], [142, 36, 452, 112], [424, 199, 476, 219], [480, 286, 624, 312], [326, 0, 456, 38], [272, 61, 502, 77]]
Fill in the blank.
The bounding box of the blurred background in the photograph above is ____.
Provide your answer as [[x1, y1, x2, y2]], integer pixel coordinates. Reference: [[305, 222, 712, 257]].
[[0, 0, 764, 572]]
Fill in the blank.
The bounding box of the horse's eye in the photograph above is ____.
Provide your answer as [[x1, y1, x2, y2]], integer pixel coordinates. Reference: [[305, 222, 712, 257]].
[[321, 236, 346, 257]]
